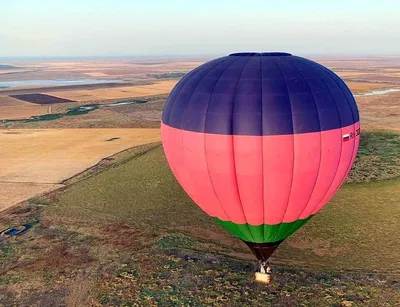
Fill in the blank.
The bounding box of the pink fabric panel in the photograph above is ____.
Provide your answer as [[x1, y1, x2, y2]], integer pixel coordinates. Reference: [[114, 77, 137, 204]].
[[298, 126, 343, 219], [162, 124, 228, 219], [161, 122, 360, 225], [262, 135, 295, 225], [232, 135, 264, 224], [283, 132, 322, 222], [311, 122, 360, 214], [204, 133, 247, 223]]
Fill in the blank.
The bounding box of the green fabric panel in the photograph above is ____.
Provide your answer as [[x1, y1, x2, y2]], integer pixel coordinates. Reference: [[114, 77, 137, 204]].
[[213, 216, 313, 243]]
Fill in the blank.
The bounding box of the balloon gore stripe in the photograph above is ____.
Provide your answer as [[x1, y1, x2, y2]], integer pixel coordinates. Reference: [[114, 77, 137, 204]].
[[161, 52, 360, 247], [161, 121, 360, 225], [162, 54, 359, 136], [213, 216, 313, 243]]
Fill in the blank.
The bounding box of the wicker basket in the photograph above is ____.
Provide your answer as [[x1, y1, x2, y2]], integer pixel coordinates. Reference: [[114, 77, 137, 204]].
[[255, 272, 271, 284]]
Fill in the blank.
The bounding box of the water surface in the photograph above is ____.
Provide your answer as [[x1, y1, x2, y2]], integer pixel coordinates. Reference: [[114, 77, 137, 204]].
[[354, 88, 400, 97], [0, 79, 121, 88]]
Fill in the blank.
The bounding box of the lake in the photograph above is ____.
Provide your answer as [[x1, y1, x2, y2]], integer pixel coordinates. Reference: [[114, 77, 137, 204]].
[[354, 88, 400, 97], [0, 79, 121, 88]]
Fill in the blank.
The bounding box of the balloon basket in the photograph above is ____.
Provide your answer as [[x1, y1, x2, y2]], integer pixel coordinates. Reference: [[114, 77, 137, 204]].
[[255, 272, 271, 284]]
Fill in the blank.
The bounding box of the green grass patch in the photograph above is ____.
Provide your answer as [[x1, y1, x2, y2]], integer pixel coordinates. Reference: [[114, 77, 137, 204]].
[[1, 137, 399, 306], [348, 131, 400, 182], [0, 276, 12, 285], [148, 72, 186, 79], [157, 233, 196, 250], [2, 99, 149, 124], [45, 145, 400, 272], [0, 243, 15, 263]]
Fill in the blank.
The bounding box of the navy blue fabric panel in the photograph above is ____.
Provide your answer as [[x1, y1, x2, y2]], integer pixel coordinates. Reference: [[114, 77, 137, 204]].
[[260, 56, 293, 134], [287, 58, 340, 132], [231, 56, 262, 135], [296, 57, 359, 126], [273, 57, 321, 134], [162, 57, 227, 124], [183, 56, 240, 133], [321, 66, 360, 123], [206, 56, 249, 135], [162, 54, 359, 136], [167, 57, 230, 129], [307, 62, 354, 128]]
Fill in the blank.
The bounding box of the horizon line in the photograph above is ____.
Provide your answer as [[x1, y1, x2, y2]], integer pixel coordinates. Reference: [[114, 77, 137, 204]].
[[1, 53, 399, 61]]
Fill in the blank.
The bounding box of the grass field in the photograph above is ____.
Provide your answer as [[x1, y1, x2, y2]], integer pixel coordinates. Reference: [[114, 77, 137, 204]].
[[0, 129, 161, 211], [1, 131, 399, 306], [345, 81, 398, 93], [46, 80, 178, 101], [9, 94, 75, 105], [0, 105, 50, 120], [347, 131, 400, 182], [0, 56, 399, 306], [0, 95, 168, 129], [0, 96, 50, 120], [0, 60, 203, 82], [357, 92, 400, 131]]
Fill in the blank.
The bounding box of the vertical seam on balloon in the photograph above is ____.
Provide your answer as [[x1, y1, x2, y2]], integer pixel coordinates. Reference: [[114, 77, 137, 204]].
[[326, 67, 357, 125], [164, 62, 209, 125], [167, 57, 226, 128], [202, 56, 253, 241], [270, 57, 295, 243], [260, 55, 266, 245], [230, 55, 259, 244], [176, 57, 231, 216], [318, 66, 357, 196], [180, 57, 233, 132], [256, 55, 265, 260], [322, 67, 358, 196], [163, 68, 206, 185], [286, 59, 323, 224], [301, 60, 344, 215]]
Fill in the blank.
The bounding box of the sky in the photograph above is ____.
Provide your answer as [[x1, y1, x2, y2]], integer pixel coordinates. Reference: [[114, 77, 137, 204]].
[[1, 0, 399, 57]]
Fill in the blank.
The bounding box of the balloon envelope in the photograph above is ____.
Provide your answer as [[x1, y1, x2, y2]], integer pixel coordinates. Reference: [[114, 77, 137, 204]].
[[161, 52, 360, 259]]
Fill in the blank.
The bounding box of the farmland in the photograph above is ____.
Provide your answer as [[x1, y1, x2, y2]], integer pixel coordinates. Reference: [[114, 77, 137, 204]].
[[9, 94, 75, 105], [0, 96, 49, 120], [0, 128, 161, 211], [45, 80, 178, 101], [0, 135, 399, 306], [0, 56, 399, 306]]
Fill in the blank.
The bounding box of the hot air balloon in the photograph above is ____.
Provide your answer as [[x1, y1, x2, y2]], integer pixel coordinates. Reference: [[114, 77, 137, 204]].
[[161, 52, 360, 277]]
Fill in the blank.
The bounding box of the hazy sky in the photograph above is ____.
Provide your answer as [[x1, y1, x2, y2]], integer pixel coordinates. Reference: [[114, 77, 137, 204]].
[[1, 0, 399, 57]]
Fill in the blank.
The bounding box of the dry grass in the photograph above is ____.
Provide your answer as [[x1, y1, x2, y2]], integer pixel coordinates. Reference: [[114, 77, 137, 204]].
[[0, 69, 29, 75], [336, 71, 375, 78], [357, 91, 400, 131], [345, 81, 397, 93], [0, 96, 33, 107], [0, 128, 161, 211], [46, 80, 178, 101], [84, 72, 110, 77], [0, 182, 61, 211], [1, 143, 398, 306], [0, 59, 203, 82], [0, 95, 168, 129], [0, 105, 50, 120], [347, 131, 400, 182], [0, 96, 50, 120], [0, 56, 399, 306]]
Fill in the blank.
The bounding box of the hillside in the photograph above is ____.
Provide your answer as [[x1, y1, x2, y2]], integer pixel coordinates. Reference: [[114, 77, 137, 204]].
[[1, 132, 399, 306]]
